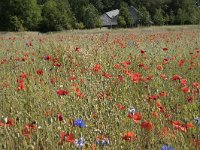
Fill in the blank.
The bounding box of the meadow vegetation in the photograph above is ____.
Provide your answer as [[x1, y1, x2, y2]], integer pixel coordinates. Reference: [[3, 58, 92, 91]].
[[0, 26, 200, 149]]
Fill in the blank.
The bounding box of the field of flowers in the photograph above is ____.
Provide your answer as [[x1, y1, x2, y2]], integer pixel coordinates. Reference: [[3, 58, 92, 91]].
[[0, 26, 200, 150]]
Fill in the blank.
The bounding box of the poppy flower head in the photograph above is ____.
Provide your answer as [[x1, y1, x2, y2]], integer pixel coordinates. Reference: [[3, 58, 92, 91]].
[[163, 48, 168, 51], [37, 69, 43, 75], [58, 113, 64, 122], [141, 121, 154, 132], [43, 55, 51, 60], [60, 131, 75, 144], [172, 75, 181, 80], [121, 132, 136, 142], [0, 117, 14, 127], [20, 73, 28, 79], [181, 86, 190, 93], [116, 103, 126, 110], [57, 89, 70, 96], [93, 64, 101, 73]]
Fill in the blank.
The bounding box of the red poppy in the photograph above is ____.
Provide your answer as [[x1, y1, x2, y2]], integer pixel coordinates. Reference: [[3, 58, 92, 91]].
[[146, 74, 153, 80], [172, 75, 181, 80], [121, 61, 131, 68], [128, 112, 142, 123], [141, 121, 154, 132], [37, 69, 43, 75], [58, 113, 64, 122], [181, 86, 190, 93], [130, 73, 141, 83], [148, 94, 159, 101], [17, 80, 25, 90], [138, 63, 145, 68], [156, 102, 166, 113], [60, 131, 75, 143], [53, 63, 61, 67], [159, 91, 168, 97], [116, 103, 126, 110], [122, 132, 136, 142], [43, 55, 51, 60], [51, 78, 56, 84], [113, 64, 121, 69], [172, 121, 194, 132], [157, 65, 163, 70], [20, 73, 28, 79], [163, 48, 168, 51], [75, 47, 80, 52], [57, 89, 70, 96], [93, 64, 101, 73], [22, 124, 37, 138], [180, 79, 187, 86], [117, 75, 124, 82], [102, 72, 112, 78], [178, 59, 185, 67], [0, 118, 14, 127], [171, 121, 187, 132], [151, 111, 159, 118], [193, 82, 199, 88], [140, 50, 145, 54], [160, 74, 168, 80]]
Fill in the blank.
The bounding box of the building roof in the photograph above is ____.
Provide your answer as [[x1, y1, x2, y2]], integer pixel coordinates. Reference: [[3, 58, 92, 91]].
[[101, 6, 138, 27], [106, 9, 119, 19]]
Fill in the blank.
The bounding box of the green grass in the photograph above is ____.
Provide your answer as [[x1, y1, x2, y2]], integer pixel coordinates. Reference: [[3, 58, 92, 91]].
[[0, 26, 200, 150]]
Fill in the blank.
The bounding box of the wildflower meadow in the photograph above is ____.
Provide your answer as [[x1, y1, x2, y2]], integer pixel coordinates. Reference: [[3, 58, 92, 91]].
[[0, 26, 200, 150]]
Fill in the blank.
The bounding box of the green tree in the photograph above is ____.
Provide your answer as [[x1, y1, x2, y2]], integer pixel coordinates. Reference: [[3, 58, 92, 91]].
[[188, 7, 200, 24], [82, 4, 102, 28], [118, 2, 133, 27], [117, 16, 126, 27], [40, 0, 74, 31], [137, 6, 152, 26], [169, 10, 175, 24], [153, 8, 165, 25], [0, 0, 41, 31], [175, 8, 188, 25]]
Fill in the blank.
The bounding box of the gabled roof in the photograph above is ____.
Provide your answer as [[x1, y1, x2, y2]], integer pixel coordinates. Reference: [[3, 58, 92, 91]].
[[106, 9, 119, 18]]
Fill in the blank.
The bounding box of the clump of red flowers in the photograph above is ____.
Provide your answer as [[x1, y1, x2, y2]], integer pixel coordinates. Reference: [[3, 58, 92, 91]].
[[0, 117, 14, 127], [57, 89, 70, 96], [121, 132, 136, 142], [59, 131, 75, 145], [141, 121, 155, 132], [22, 123, 37, 138], [37, 69, 43, 75]]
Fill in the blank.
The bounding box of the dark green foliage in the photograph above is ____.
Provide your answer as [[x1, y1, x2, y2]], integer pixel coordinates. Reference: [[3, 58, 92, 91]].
[[40, 0, 74, 31], [137, 7, 152, 26], [153, 8, 165, 25], [0, 0, 200, 31], [81, 4, 102, 28], [117, 16, 127, 27], [0, 0, 41, 31], [117, 2, 133, 27]]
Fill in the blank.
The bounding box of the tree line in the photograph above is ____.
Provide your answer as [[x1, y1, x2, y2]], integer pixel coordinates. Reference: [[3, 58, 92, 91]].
[[0, 0, 199, 31]]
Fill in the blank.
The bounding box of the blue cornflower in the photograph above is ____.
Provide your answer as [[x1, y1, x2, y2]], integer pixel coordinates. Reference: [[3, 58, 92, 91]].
[[161, 144, 174, 150], [96, 138, 110, 146], [74, 119, 86, 128], [102, 139, 110, 146], [74, 137, 85, 148], [128, 106, 136, 115], [194, 117, 200, 127]]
